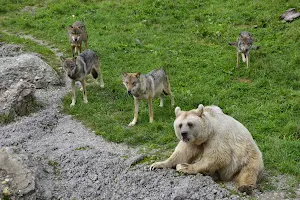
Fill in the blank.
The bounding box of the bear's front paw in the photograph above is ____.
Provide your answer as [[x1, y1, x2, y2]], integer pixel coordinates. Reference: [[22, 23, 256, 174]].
[[150, 162, 165, 171], [238, 185, 253, 195], [176, 163, 196, 174]]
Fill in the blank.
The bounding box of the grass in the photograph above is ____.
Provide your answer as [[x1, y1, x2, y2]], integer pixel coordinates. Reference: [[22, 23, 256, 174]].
[[0, 0, 299, 182]]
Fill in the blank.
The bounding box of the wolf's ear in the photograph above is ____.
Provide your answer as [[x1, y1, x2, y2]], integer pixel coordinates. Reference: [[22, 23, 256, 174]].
[[60, 56, 66, 62], [122, 72, 127, 78], [68, 25, 73, 30], [136, 72, 141, 78], [196, 104, 204, 116], [175, 107, 182, 117]]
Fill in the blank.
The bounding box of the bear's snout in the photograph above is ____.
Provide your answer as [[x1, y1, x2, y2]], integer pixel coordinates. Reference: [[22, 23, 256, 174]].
[[181, 131, 189, 142]]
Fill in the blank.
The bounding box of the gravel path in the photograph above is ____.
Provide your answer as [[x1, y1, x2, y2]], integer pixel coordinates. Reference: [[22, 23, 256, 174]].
[[0, 86, 243, 200]]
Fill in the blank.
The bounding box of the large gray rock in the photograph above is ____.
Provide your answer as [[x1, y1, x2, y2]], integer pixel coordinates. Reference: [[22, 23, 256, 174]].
[[0, 53, 61, 92], [0, 80, 36, 123], [0, 147, 36, 200]]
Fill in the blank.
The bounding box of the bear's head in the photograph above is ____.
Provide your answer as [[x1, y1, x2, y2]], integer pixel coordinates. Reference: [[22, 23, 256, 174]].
[[174, 104, 210, 145]]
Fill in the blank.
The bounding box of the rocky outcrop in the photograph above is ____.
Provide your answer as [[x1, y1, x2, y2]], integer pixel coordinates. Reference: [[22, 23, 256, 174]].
[[0, 80, 36, 124], [0, 147, 36, 200], [0, 53, 61, 92]]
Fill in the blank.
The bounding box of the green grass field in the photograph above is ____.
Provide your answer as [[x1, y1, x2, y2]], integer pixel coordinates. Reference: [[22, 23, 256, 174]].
[[1, 0, 299, 180]]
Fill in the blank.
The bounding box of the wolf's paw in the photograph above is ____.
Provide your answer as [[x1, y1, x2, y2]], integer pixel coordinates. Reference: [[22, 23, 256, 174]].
[[150, 162, 165, 171], [84, 99, 88, 104], [100, 83, 105, 88], [70, 102, 76, 107], [128, 121, 136, 127]]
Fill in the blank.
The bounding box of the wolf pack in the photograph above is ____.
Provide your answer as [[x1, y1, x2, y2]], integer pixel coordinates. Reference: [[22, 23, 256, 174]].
[[61, 21, 263, 195]]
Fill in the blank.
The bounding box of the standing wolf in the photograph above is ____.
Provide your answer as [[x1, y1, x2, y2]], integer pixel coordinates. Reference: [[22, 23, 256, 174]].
[[62, 49, 104, 106], [68, 21, 88, 57], [122, 68, 175, 126], [230, 31, 253, 68]]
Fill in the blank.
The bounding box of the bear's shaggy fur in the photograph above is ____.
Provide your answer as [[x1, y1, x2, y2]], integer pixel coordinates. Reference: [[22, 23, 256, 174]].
[[150, 104, 264, 195]]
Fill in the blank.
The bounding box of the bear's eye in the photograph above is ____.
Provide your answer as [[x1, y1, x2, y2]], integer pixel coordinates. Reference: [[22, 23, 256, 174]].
[[187, 122, 193, 128], [179, 123, 182, 128]]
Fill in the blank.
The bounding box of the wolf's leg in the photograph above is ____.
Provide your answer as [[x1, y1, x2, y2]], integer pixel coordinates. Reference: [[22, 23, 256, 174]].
[[246, 52, 250, 68], [97, 62, 104, 88], [236, 51, 240, 68], [150, 141, 202, 170], [81, 79, 88, 104], [84, 40, 88, 49], [78, 44, 82, 56], [159, 95, 164, 107], [70, 80, 76, 106], [128, 98, 139, 126], [72, 46, 76, 57], [74, 46, 78, 56], [164, 76, 175, 106], [148, 96, 153, 123]]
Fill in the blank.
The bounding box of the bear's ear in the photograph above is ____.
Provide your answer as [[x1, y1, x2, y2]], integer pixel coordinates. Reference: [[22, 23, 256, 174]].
[[175, 107, 182, 117], [196, 104, 204, 116]]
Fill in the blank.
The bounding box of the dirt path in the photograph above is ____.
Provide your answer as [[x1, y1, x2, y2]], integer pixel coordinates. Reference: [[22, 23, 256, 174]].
[[0, 33, 298, 200]]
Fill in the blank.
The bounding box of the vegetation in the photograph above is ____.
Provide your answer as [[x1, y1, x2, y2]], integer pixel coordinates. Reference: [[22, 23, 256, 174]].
[[0, 0, 299, 182]]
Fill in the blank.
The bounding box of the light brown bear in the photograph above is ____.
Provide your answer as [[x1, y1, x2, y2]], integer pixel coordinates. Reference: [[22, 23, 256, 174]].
[[150, 104, 263, 195]]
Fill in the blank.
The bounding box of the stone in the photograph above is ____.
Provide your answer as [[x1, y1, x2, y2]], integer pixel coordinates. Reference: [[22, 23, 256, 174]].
[[0, 147, 36, 199], [0, 80, 36, 123]]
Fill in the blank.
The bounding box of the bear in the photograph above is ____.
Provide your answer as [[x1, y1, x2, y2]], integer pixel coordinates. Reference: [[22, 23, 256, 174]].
[[150, 104, 264, 195]]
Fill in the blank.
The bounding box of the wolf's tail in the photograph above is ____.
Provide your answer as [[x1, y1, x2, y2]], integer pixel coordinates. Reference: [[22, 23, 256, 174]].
[[92, 68, 98, 79]]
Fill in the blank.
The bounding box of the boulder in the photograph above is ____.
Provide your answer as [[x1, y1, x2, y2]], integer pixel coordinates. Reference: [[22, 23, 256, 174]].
[[0, 147, 36, 200], [0, 80, 36, 123], [0, 53, 61, 92]]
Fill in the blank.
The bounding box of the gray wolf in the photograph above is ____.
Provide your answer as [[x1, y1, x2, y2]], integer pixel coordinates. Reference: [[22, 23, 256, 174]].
[[150, 104, 263, 195], [68, 21, 88, 57], [229, 31, 253, 68], [122, 68, 175, 126], [62, 49, 104, 106]]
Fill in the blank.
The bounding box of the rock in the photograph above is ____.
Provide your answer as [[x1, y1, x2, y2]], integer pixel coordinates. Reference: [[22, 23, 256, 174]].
[[0, 80, 36, 123], [0, 53, 61, 92], [280, 8, 300, 22], [0, 147, 36, 200], [0, 42, 23, 57]]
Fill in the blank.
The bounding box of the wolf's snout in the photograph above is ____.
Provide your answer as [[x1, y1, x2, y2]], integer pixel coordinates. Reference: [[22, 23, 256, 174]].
[[74, 38, 78, 41], [127, 90, 132, 95]]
